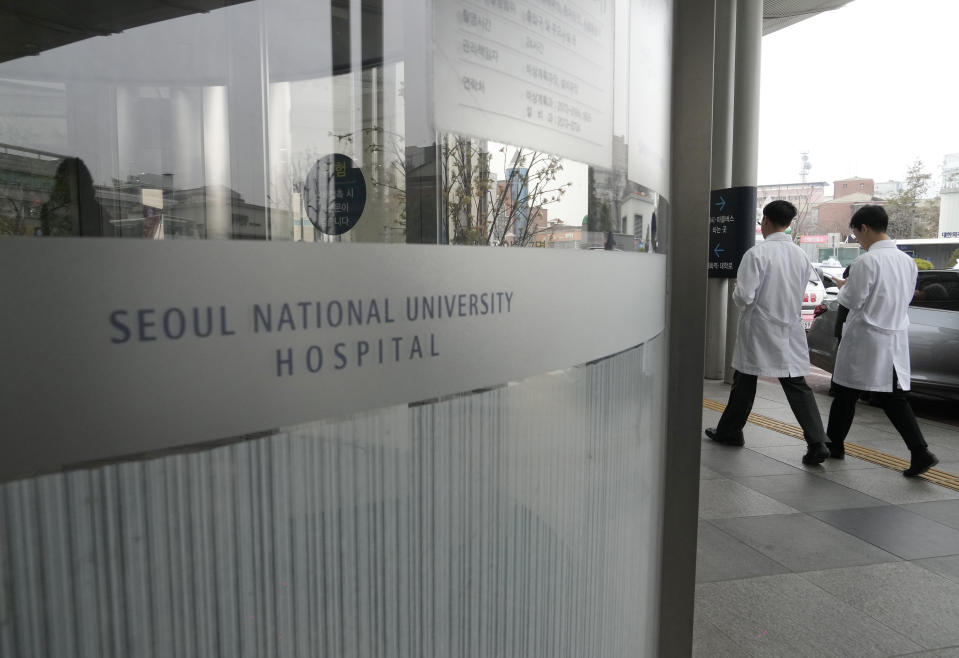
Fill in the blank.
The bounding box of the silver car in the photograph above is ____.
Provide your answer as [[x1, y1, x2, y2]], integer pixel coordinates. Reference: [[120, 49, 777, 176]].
[[807, 270, 959, 399]]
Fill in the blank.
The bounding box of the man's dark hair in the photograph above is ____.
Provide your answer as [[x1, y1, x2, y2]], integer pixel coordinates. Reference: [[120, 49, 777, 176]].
[[849, 204, 888, 232], [762, 200, 797, 227]]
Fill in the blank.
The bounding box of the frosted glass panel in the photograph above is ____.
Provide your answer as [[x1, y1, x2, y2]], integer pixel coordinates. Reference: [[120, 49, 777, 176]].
[[0, 337, 665, 657]]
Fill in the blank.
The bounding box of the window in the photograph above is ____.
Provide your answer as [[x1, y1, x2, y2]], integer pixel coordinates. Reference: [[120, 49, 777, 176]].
[[912, 272, 959, 311]]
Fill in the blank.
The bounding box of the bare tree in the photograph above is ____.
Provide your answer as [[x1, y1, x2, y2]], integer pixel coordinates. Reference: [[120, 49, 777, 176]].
[[442, 137, 570, 246], [886, 160, 936, 239]]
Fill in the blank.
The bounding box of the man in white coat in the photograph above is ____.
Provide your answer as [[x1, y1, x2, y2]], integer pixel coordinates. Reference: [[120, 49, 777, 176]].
[[826, 205, 938, 477], [705, 200, 831, 465]]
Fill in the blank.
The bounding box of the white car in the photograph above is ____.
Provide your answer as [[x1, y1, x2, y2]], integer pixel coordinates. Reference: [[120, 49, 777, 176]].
[[802, 273, 826, 329]]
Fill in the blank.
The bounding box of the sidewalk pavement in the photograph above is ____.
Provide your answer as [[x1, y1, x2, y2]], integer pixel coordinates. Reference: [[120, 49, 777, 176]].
[[694, 377, 959, 657]]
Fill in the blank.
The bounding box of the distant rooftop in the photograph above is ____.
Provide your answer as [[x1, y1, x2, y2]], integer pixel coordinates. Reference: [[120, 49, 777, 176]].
[[758, 181, 827, 188], [820, 192, 875, 204]]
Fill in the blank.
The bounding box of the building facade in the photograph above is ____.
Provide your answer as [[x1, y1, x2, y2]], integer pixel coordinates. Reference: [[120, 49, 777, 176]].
[[756, 181, 827, 235], [875, 179, 904, 199], [940, 153, 959, 239], [817, 177, 878, 237]]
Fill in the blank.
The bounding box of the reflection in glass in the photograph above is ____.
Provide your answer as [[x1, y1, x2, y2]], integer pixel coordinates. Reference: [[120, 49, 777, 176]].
[[442, 137, 576, 247], [0, 0, 667, 250]]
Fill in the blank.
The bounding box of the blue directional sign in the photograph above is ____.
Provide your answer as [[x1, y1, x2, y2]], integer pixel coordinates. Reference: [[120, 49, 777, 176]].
[[708, 186, 756, 278]]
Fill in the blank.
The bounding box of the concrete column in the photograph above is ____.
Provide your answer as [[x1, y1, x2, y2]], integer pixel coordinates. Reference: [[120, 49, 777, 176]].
[[704, 0, 736, 379], [658, 0, 715, 654], [724, 0, 762, 383]]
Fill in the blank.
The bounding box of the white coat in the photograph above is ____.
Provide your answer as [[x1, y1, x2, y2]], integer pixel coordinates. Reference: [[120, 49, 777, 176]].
[[833, 240, 916, 392], [731, 232, 813, 377]]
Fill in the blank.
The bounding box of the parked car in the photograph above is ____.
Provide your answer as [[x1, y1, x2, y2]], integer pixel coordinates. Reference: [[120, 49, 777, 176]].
[[801, 272, 827, 330], [813, 266, 841, 300], [807, 270, 959, 399]]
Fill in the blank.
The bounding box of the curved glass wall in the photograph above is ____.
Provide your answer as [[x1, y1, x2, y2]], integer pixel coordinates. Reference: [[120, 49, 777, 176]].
[[1, 340, 666, 658], [0, 0, 674, 655], [0, 0, 671, 250]]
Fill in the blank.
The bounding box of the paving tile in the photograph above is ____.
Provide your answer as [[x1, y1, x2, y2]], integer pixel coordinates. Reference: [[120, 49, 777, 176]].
[[909, 420, 959, 441], [856, 412, 905, 428], [711, 513, 900, 572], [701, 428, 798, 450], [848, 437, 918, 459], [696, 573, 921, 657], [850, 439, 959, 465], [750, 444, 882, 471], [900, 500, 959, 531], [700, 439, 725, 452], [758, 406, 824, 428], [699, 447, 802, 478], [696, 521, 789, 583], [702, 407, 723, 423], [811, 506, 959, 560], [702, 380, 730, 395], [934, 461, 959, 477], [748, 399, 788, 414], [837, 423, 902, 446], [738, 426, 803, 448], [734, 472, 886, 512], [700, 465, 724, 479], [892, 648, 959, 657], [914, 555, 959, 586], [699, 421, 801, 449], [802, 562, 959, 650], [698, 479, 798, 520], [920, 444, 959, 462], [817, 468, 959, 505], [692, 615, 755, 657], [896, 649, 959, 658]]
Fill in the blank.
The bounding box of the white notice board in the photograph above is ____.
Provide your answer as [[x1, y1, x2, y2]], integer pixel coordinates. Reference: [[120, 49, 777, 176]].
[[434, 0, 614, 168]]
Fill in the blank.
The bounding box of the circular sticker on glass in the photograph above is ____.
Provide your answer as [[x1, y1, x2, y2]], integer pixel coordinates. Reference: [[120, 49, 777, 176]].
[[303, 153, 367, 235]]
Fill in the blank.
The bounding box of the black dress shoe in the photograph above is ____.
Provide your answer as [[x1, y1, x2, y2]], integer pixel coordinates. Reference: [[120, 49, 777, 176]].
[[802, 442, 830, 465], [903, 450, 939, 477], [705, 427, 745, 447], [825, 441, 845, 459]]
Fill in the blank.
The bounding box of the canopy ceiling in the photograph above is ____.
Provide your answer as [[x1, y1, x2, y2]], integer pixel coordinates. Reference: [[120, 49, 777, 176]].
[[763, 0, 855, 35], [0, 0, 249, 63]]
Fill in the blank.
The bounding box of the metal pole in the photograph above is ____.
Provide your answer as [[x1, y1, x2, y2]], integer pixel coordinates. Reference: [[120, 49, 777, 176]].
[[724, 0, 762, 384], [704, 0, 736, 379]]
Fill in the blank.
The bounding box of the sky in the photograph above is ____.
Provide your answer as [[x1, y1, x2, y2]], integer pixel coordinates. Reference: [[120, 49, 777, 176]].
[[758, 0, 959, 191], [525, 0, 959, 225]]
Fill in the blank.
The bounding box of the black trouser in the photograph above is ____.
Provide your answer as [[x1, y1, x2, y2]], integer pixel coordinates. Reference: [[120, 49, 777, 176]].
[[717, 370, 828, 445], [826, 374, 928, 453]]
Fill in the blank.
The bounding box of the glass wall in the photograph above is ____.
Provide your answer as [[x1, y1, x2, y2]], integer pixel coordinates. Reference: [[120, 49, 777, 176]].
[[0, 0, 670, 250], [1, 340, 666, 657], [0, 0, 674, 654]]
